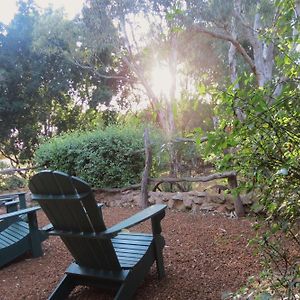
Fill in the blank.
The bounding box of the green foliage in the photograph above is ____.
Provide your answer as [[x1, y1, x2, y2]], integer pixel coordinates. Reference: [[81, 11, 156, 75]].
[[0, 1, 128, 165], [34, 125, 163, 188], [202, 1, 300, 296], [176, 91, 215, 135], [0, 161, 26, 192]]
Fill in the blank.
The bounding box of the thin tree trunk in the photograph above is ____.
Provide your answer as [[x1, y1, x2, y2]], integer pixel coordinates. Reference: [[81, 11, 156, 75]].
[[227, 175, 245, 217], [140, 127, 152, 208], [229, 6, 245, 121]]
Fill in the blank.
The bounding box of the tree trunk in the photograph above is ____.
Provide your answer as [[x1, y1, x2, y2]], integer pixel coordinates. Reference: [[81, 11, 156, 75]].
[[227, 175, 245, 217], [140, 127, 152, 208], [229, 7, 245, 121]]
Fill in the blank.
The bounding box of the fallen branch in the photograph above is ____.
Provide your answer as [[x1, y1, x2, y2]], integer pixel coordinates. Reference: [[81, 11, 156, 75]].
[[93, 183, 141, 193], [149, 171, 236, 183], [0, 166, 41, 175]]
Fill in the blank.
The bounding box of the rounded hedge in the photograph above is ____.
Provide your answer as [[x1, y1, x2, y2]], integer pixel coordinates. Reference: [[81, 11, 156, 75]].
[[34, 126, 148, 188]]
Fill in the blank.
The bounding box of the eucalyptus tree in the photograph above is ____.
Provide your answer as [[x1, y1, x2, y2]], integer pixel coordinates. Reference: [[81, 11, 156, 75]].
[[80, 0, 221, 137], [180, 0, 300, 112]]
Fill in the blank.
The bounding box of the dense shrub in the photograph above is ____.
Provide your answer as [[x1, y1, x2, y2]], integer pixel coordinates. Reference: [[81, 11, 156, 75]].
[[34, 126, 162, 188]]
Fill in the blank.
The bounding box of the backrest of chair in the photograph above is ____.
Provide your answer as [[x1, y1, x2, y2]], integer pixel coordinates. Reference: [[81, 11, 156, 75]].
[[29, 170, 121, 270]]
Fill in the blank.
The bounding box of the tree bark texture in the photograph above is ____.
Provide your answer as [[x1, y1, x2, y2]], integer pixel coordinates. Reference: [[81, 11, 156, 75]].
[[227, 175, 245, 217], [140, 127, 152, 208]]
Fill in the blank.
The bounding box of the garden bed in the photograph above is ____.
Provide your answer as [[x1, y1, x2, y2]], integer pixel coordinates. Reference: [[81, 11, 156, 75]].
[[0, 206, 260, 299]]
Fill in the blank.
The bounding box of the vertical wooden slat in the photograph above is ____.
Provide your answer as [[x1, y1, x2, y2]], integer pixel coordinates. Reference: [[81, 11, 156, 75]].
[[29, 170, 121, 270]]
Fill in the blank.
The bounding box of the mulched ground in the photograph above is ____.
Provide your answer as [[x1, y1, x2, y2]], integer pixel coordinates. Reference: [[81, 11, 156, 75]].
[[0, 207, 260, 299]]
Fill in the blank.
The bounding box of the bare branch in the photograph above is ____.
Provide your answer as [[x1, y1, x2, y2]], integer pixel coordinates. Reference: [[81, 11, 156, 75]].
[[72, 57, 133, 81], [93, 171, 237, 192], [172, 136, 208, 143], [149, 171, 237, 183], [192, 24, 256, 75], [0, 166, 41, 175]]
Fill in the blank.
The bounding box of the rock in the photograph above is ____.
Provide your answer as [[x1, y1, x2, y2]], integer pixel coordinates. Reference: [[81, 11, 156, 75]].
[[173, 199, 185, 211], [172, 193, 185, 201], [132, 194, 140, 205], [121, 190, 132, 195], [168, 199, 174, 209], [200, 203, 217, 211], [188, 191, 207, 198], [192, 197, 205, 205], [148, 197, 155, 204], [154, 197, 164, 204], [183, 198, 193, 209], [192, 203, 201, 213], [225, 202, 235, 211], [216, 205, 228, 213], [149, 192, 164, 204], [209, 194, 226, 204]]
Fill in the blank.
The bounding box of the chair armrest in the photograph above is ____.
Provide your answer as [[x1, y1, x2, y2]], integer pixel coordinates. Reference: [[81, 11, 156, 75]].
[[0, 197, 16, 205], [42, 223, 54, 231], [104, 204, 167, 237], [4, 200, 19, 207], [97, 203, 104, 209], [0, 192, 26, 198], [0, 206, 41, 221], [45, 205, 166, 241], [0, 192, 26, 209]]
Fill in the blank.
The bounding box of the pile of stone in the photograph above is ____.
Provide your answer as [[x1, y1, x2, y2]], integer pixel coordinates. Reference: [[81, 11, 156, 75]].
[[95, 185, 255, 215]]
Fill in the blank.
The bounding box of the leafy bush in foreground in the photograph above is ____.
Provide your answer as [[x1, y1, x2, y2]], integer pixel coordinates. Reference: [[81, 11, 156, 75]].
[[34, 126, 151, 188]]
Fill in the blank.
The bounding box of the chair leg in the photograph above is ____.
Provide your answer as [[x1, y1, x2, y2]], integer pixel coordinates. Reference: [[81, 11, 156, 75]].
[[49, 274, 76, 300], [114, 272, 142, 300], [114, 281, 137, 300], [27, 212, 43, 257], [153, 235, 165, 279]]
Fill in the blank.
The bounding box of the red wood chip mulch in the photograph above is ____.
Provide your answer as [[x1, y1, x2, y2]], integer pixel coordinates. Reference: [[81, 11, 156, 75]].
[[0, 207, 260, 299]]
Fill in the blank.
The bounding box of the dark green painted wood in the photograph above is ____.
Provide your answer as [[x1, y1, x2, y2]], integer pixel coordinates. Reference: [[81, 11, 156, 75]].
[[29, 170, 167, 300], [0, 192, 26, 209], [0, 206, 40, 221], [0, 205, 44, 268], [5, 200, 19, 213]]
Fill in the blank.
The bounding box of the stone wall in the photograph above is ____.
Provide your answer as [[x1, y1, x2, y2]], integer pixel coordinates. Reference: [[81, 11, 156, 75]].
[[94, 186, 255, 215]]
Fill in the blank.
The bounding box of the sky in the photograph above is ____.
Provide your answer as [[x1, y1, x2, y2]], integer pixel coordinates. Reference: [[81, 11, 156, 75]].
[[0, 0, 85, 24]]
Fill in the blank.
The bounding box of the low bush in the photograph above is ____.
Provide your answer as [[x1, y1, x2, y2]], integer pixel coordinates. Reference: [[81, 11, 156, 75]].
[[34, 125, 163, 188]]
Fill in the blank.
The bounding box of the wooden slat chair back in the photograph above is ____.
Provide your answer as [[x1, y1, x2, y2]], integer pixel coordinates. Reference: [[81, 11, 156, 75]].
[[29, 170, 120, 270], [29, 170, 167, 300]]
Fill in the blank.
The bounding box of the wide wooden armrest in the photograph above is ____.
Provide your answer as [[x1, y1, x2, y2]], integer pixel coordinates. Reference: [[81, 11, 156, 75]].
[[0, 206, 40, 221], [0, 192, 26, 198], [104, 204, 167, 236], [47, 205, 166, 240]]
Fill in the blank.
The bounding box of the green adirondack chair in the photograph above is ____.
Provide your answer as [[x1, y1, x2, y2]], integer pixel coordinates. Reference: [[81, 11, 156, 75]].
[[29, 170, 167, 300], [0, 192, 27, 210], [0, 205, 44, 268]]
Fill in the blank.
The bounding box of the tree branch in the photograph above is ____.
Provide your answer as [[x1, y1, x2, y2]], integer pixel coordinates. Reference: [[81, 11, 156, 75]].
[[149, 171, 236, 183], [72, 57, 133, 81], [192, 24, 256, 75]]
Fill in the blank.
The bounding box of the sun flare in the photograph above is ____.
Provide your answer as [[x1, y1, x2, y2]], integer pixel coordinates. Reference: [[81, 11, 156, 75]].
[[151, 65, 173, 99]]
